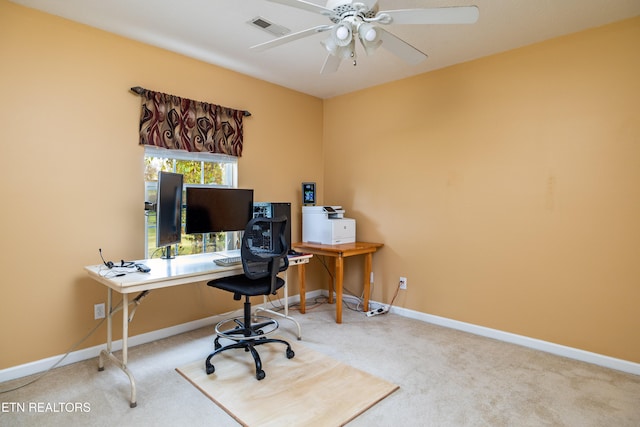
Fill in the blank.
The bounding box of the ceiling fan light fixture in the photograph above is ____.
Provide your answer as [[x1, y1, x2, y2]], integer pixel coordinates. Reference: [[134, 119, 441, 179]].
[[331, 23, 353, 47], [336, 26, 350, 40], [321, 39, 335, 54], [365, 28, 377, 41], [338, 43, 356, 60], [357, 22, 381, 55], [361, 26, 377, 42], [322, 38, 354, 60]]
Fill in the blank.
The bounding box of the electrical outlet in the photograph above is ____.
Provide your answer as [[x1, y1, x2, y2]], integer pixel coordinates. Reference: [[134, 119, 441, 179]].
[[399, 277, 407, 290], [94, 303, 105, 319]]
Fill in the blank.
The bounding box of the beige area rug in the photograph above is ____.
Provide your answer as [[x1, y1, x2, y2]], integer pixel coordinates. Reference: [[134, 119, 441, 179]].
[[176, 340, 399, 427]]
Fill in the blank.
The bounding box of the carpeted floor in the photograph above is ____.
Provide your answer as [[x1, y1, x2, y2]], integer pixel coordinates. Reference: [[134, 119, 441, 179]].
[[1, 301, 639, 426]]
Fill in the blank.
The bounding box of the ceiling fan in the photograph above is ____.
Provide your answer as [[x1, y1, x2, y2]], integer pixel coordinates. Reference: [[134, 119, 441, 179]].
[[251, 0, 479, 74]]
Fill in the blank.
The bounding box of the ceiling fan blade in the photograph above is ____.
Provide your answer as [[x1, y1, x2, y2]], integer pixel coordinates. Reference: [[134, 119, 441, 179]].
[[266, 0, 334, 17], [320, 54, 342, 74], [378, 28, 427, 65], [380, 6, 479, 25], [250, 25, 332, 52]]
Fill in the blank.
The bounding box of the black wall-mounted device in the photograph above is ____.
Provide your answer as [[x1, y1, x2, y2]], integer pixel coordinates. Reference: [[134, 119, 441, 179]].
[[302, 182, 316, 206]]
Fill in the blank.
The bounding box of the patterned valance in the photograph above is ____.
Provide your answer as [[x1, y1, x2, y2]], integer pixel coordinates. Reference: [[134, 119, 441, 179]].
[[132, 87, 250, 157]]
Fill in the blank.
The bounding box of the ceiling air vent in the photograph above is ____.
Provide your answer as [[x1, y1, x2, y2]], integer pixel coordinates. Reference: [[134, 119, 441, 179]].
[[248, 17, 290, 37]]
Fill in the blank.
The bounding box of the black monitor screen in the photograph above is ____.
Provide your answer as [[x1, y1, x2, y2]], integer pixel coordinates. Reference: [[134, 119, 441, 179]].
[[185, 187, 254, 234], [156, 171, 184, 248]]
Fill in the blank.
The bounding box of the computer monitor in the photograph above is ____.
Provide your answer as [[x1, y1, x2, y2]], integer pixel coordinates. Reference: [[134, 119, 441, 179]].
[[185, 187, 254, 234], [156, 171, 184, 259]]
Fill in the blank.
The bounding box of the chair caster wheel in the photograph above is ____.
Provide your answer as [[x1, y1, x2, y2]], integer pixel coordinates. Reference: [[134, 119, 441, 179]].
[[286, 348, 295, 359], [256, 370, 266, 380], [206, 363, 215, 375]]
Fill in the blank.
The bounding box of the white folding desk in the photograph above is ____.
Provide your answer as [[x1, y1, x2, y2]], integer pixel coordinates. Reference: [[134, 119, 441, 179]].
[[84, 251, 311, 408]]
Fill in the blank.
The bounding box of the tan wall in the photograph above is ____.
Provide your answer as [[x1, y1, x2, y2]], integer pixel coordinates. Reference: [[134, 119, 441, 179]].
[[323, 17, 640, 362], [1, 0, 639, 371], [0, 1, 323, 369]]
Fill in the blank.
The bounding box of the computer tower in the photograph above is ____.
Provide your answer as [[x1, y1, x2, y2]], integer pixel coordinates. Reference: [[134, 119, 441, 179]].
[[253, 202, 292, 251]]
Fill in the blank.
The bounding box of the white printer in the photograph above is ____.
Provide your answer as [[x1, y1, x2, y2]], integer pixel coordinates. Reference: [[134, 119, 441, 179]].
[[302, 206, 356, 245]]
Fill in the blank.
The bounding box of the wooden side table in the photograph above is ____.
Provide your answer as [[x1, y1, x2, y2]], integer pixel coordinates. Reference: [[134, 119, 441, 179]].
[[292, 241, 384, 323]]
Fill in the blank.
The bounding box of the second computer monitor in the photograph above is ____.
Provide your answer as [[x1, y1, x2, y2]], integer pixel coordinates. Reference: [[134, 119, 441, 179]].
[[185, 187, 254, 234]]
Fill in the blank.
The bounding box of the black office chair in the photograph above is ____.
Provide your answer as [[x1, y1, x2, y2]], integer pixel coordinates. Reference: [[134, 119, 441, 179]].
[[205, 216, 294, 380]]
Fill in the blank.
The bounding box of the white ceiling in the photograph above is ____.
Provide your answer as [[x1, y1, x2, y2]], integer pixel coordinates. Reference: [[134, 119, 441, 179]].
[[10, 0, 640, 99]]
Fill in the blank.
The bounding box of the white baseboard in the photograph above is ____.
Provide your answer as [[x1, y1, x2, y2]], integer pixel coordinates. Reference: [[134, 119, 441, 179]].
[[327, 290, 640, 375], [2, 291, 638, 383], [0, 313, 230, 384], [386, 303, 640, 376], [0, 291, 325, 384]]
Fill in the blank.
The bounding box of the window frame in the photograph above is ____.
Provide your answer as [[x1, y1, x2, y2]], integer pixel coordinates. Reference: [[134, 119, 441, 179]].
[[143, 146, 240, 258]]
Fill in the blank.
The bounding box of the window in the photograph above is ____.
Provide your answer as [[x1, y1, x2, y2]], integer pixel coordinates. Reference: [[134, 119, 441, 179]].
[[144, 146, 239, 258]]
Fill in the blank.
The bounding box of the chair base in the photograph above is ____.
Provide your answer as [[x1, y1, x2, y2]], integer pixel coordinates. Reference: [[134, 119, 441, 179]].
[[205, 336, 294, 380], [205, 303, 295, 380]]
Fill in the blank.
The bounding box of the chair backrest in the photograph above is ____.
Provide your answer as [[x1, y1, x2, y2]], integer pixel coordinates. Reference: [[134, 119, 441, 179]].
[[241, 216, 289, 294]]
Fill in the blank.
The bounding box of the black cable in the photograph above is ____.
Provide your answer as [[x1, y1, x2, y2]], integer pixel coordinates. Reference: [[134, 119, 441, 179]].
[[386, 280, 402, 311]]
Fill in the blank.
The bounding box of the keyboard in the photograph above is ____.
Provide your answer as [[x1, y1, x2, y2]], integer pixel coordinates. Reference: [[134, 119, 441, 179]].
[[214, 256, 242, 267]]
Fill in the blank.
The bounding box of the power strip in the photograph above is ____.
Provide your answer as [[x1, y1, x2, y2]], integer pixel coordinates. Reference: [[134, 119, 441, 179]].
[[366, 305, 389, 317]]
